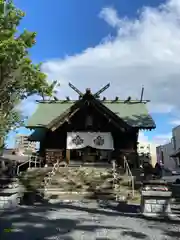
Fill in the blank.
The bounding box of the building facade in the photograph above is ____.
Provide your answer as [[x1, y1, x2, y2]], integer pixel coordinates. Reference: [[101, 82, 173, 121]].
[[171, 125, 180, 166], [156, 125, 180, 169], [137, 142, 157, 167], [156, 143, 175, 169], [172, 125, 180, 153], [26, 84, 156, 167], [15, 134, 36, 154]]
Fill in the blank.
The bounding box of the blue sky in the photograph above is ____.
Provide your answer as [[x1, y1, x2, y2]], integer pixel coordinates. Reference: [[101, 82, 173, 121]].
[[14, 0, 165, 61], [7, 0, 180, 147]]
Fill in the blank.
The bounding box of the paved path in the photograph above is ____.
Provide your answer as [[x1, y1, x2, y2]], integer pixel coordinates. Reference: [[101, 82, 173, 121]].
[[0, 201, 180, 240]]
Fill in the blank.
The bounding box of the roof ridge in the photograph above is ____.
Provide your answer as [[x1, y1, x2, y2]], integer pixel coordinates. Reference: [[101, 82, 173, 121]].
[[37, 100, 148, 104], [27, 98, 155, 129]]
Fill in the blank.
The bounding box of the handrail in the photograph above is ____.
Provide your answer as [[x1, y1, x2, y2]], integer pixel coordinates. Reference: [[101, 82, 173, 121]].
[[17, 155, 41, 176], [123, 156, 135, 197], [29, 155, 42, 168], [17, 160, 29, 176]]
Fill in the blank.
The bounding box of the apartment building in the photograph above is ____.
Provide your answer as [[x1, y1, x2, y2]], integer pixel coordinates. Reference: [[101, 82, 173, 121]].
[[156, 143, 176, 169], [15, 134, 36, 154], [156, 125, 180, 169], [137, 142, 157, 166], [171, 125, 180, 166], [172, 125, 180, 152]]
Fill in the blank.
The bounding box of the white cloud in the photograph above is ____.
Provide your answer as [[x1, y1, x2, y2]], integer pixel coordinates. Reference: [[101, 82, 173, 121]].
[[138, 131, 171, 146], [40, 0, 180, 114], [152, 132, 172, 145], [17, 95, 43, 118], [138, 132, 157, 163], [169, 119, 180, 126], [99, 7, 121, 28], [138, 132, 150, 143]]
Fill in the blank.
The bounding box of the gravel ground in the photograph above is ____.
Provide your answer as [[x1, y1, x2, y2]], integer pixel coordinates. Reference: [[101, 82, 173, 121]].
[[0, 201, 180, 240]]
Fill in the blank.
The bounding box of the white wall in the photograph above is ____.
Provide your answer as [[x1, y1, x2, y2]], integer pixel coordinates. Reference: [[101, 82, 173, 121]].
[[137, 141, 157, 166]]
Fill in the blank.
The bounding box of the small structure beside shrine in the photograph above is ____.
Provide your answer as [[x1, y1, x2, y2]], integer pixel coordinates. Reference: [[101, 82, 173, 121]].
[[26, 83, 156, 168]]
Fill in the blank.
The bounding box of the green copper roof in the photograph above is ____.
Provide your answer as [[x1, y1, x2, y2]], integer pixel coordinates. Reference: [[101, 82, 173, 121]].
[[26, 100, 155, 129], [104, 102, 155, 128], [27, 102, 74, 127]]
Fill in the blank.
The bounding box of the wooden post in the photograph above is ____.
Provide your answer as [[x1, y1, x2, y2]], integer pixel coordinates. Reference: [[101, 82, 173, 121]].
[[66, 149, 70, 164]]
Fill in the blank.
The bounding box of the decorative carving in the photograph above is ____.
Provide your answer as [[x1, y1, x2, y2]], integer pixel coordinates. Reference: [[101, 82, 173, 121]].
[[72, 135, 84, 145], [94, 136, 104, 146]]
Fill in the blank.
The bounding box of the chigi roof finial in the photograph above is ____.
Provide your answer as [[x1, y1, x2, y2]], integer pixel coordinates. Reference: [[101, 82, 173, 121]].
[[86, 88, 91, 94]]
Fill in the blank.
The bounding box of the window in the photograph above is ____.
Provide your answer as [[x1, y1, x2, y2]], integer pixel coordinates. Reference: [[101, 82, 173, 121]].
[[171, 136, 176, 150], [160, 149, 164, 164]]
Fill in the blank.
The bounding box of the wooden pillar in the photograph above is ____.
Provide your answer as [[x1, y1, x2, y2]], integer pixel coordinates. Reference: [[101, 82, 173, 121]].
[[66, 149, 70, 164]]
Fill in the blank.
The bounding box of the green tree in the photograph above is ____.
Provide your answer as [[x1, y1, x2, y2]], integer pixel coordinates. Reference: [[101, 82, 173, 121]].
[[0, 0, 59, 149]]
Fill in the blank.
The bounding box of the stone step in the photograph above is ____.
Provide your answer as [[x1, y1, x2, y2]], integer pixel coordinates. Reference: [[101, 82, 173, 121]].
[[45, 191, 116, 200], [54, 171, 109, 176], [48, 186, 114, 191], [46, 194, 116, 201], [58, 166, 112, 170], [51, 178, 114, 184], [43, 187, 127, 194], [45, 189, 117, 193], [68, 162, 112, 167]]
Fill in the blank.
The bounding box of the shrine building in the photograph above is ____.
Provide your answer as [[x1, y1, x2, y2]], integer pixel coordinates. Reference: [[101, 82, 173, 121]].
[[26, 83, 156, 168]]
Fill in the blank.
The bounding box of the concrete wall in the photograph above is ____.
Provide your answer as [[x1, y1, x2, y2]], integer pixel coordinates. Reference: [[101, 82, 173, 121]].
[[150, 144, 157, 167], [156, 143, 177, 169], [155, 125, 180, 170], [172, 125, 180, 152]]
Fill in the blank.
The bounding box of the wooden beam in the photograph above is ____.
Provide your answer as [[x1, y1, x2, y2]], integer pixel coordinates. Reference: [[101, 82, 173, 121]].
[[47, 99, 84, 131], [90, 100, 125, 132], [51, 108, 80, 132], [91, 98, 131, 130], [93, 83, 110, 98], [50, 100, 88, 132]]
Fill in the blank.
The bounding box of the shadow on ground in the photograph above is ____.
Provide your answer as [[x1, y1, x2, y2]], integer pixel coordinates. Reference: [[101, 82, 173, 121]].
[[0, 203, 131, 239], [0, 197, 180, 239]]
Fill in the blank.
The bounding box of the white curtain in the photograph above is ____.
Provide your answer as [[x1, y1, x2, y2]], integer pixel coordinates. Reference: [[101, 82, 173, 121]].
[[67, 132, 114, 150], [67, 132, 87, 150]]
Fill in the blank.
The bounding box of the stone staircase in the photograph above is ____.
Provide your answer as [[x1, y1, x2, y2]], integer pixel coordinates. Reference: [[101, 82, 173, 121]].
[[169, 184, 180, 217], [44, 166, 113, 200], [42, 165, 140, 201], [131, 168, 144, 189], [5, 158, 141, 203]]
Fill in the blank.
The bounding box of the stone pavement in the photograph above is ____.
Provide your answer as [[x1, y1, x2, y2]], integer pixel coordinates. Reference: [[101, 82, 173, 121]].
[[0, 201, 180, 240]]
